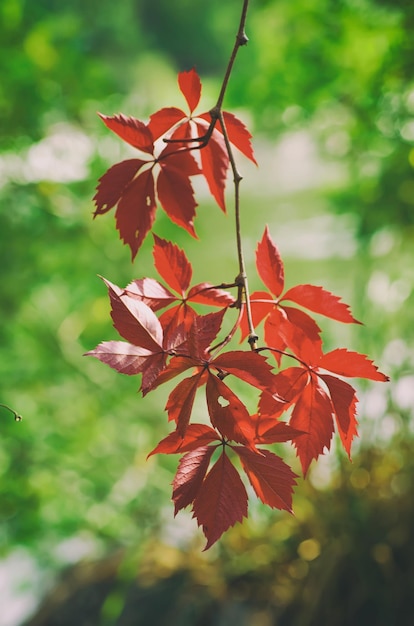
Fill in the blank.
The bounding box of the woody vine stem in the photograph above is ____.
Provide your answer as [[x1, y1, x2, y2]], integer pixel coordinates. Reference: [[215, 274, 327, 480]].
[[211, 0, 258, 349]]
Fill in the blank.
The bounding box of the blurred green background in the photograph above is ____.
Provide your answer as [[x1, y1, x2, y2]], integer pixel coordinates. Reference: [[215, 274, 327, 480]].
[[1, 0, 413, 624]]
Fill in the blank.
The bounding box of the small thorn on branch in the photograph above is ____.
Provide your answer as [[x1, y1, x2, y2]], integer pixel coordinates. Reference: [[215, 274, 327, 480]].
[[238, 31, 249, 46]]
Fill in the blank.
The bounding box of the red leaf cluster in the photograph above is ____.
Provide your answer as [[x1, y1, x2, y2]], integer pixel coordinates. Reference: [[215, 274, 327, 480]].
[[87, 231, 388, 548], [94, 68, 256, 260], [88, 69, 388, 549]]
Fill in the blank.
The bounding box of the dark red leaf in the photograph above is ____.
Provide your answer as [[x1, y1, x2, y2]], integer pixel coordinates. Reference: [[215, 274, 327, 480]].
[[124, 278, 176, 311], [160, 304, 197, 347], [178, 68, 201, 113], [199, 111, 257, 165], [261, 367, 308, 416], [212, 351, 275, 392], [319, 374, 358, 457], [187, 283, 236, 307], [256, 226, 285, 297], [148, 424, 220, 457], [141, 353, 168, 395], [85, 341, 153, 375], [114, 167, 157, 259], [150, 355, 201, 388], [165, 373, 203, 435], [281, 284, 361, 324], [255, 419, 305, 445], [103, 278, 163, 351], [93, 159, 146, 216], [192, 451, 248, 550], [234, 447, 297, 511], [153, 235, 192, 295], [222, 111, 257, 165], [267, 306, 323, 363], [185, 310, 226, 359], [99, 113, 154, 154], [206, 375, 257, 448], [173, 446, 217, 515], [196, 122, 228, 212], [318, 348, 389, 381], [290, 378, 334, 476], [157, 161, 198, 237], [148, 107, 186, 140]]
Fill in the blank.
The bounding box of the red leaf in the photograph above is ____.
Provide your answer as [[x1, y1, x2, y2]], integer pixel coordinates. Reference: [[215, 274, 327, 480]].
[[255, 420, 305, 445], [234, 447, 297, 511], [99, 113, 154, 154], [165, 373, 203, 434], [262, 367, 308, 415], [148, 107, 186, 140], [148, 356, 201, 391], [187, 283, 236, 307], [93, 159, 145, 216], [178, 68, 201, 113], [159, 304, 197, 346], [319, 374, 358, 457], [266, 306, 322, 363], [173, 446, 217, 515], [290, 378, 334, 476], [141, 353, 168, 395], [256, 227, 285, 297], [86, 341, 153, 375], [192, 451, 248, 550], [199, 111, 257, 165], [222, 111, 257, 165], [206, 375, 257, 448], [157, 159, 198, 237], [153, 235, 192, 296], [282, 284, 361, 324], [103, 278, 163, 351], [124, 278, 176, 311], [114, 167, 157, 260], [212, 351, 275, 392], [318, 348, 389, 381], [148, 424, 220, 457], [185, 310, 226, 359], [196, 122, 228, 212]]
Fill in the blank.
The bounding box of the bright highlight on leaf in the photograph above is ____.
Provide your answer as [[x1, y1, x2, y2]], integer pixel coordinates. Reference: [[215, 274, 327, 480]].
[[88, 63, 389, 549]]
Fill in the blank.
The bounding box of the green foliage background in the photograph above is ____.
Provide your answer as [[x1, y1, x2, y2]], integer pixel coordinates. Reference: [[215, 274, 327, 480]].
[[1, 0, 413, 624]]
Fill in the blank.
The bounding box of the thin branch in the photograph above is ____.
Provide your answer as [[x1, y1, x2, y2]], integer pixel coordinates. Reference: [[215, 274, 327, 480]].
[[215, 0, 250, 111], [218, 110, 258, 349]]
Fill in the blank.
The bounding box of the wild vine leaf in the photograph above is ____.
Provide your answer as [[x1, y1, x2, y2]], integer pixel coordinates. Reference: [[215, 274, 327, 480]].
[[153, 234, 192, 295], [318, 348, 389, 381], [192, 450, 248, 550], [148, 423, 220, 457], [94, 115, 201, 259], [178, 67, 202, 113], [195, 120, 228, 211], [86, 278, 168, 394], [206, 375, 257, 449], [98, 113, 154, 153], [234, 447, 297, 511], [241, 226, 362, 358], [173, 446, 218, 516], [125, 237, 235, 335], [290, 376, 335, 476], [319, 374, 358, 457]]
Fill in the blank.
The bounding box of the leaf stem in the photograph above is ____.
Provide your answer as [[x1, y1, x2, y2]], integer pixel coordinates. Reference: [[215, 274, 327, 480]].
[[0, 404, 22, 421]]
